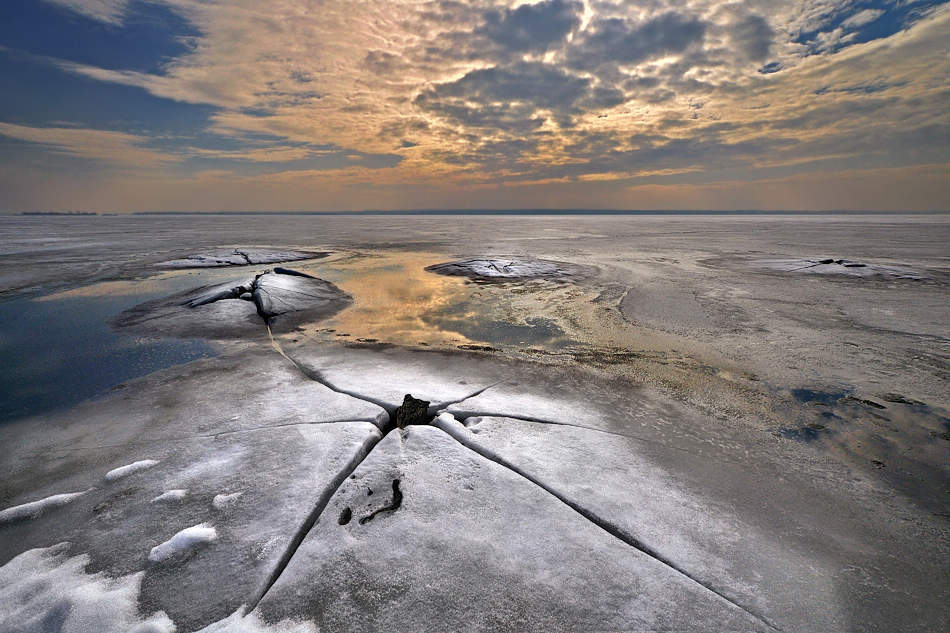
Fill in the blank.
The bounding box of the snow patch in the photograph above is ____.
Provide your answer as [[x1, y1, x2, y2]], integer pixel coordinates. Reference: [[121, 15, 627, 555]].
[[151, 489, 188, 503], [148, 523, 218, 563], [0, 490, 90, 524], [0, 543, 174, 633], [212, 492, 243, 509], [0, 544, 317, 632], [193, 609, 318, 633], [105, 459, 159, 481]]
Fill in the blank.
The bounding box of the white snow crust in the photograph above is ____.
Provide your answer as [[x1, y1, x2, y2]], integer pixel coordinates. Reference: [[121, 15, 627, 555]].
[[148, 523, 218, 563], [0, 543, 317, 632], [212, 492, 243, 509], [0, 490, 89, 524], [105, 459, 159, 481], [0, 543, 174, 633], [193, 610, 318, 633], [151, 489, 188, 503]]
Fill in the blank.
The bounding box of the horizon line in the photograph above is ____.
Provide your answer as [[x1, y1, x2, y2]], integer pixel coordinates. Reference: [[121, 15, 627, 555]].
[[12, 209, 950, 216]]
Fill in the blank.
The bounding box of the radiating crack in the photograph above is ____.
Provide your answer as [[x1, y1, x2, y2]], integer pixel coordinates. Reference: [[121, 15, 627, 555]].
[[267, 326, 394, 422], [246, 427, 385, 613], [431, 415, 784, 633], [450, 409, 635, 439], [426, 383, 503, 417], [23, 418, 383, 456], [448, 410, 749, 467], [255, 287, 776, 627], [233, 249, 253, 265]]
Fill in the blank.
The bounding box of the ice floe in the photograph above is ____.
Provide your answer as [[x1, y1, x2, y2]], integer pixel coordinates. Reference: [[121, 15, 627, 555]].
[[754, 258, 924, 279], [115, 268, 352, 337], [425, 257, 585, 280], [155, 248, 327, 269]]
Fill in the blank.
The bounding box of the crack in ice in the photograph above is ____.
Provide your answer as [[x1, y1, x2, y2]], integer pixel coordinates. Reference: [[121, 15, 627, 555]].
[[430, 415, 785, 633]]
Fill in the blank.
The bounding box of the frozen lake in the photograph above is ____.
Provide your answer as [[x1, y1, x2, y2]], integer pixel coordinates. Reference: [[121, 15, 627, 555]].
[[1, 213, 948, 632]]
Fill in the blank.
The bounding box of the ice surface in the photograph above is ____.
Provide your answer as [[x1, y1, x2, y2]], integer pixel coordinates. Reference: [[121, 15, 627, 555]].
[[257, 426, 764, 632], [0, 387, 383, 631], [0, 490, 89, 524], [148, 523, 218, 563], [104, 459, 159, 481], [285, 343, 504, 409], [2, 215, 949, 631], [151, 489, 188, 503]]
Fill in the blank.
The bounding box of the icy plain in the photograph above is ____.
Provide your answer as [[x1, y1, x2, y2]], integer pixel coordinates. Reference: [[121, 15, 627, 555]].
[[0, 214, 948, 632]]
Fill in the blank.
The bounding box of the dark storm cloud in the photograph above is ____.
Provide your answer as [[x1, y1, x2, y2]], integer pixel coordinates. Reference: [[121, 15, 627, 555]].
[[731, 13, 774, 61], [567, 12, 708, 72], [476, 0, 582, 53], [414, 62, 593, 129]]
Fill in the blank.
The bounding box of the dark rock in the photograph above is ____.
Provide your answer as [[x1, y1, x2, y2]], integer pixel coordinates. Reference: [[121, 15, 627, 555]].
[[394, 394, 431, 428], [338, 507, 352, 525], [847, 396, 886, 410], [457, 344, 499, 352], [239, 293, 253, 301]]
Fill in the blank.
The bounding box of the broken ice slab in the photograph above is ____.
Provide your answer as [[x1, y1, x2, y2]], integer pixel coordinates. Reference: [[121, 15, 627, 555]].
[[0, 412, 380, 632], [425, 257, 589, 281], [155, 248, 329, 269], [114, 268, 352, 338], [753, 258, 924, 279], [255, 425, 766, 632]]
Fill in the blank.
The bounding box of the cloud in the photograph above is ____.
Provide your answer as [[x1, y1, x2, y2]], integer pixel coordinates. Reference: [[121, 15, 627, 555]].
[[567, 12, 708, 72], [44, 0, 130, 24], [0, 122, 180, 167], [476, 0, 582, 53], [842, 9, 886, 29], [5, 0, 949, 211], [730, 13, 775, 61]]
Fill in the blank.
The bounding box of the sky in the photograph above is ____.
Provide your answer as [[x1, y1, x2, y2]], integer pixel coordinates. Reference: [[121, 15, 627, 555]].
[[0, 0, 948, 212]]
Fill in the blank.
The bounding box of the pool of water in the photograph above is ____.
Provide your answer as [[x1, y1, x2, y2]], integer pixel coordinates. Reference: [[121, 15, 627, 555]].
[[0, 278, 216, 423], [291, 251, 581, 350]]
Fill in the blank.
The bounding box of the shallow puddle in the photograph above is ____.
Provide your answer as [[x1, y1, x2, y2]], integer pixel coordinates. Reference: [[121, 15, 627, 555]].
[[290, 251, 581, 350], [0, 275, 216, 423]]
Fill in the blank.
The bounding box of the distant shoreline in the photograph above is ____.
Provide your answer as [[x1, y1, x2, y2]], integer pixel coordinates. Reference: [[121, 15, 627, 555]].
[[11, 209, 949, 216]]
